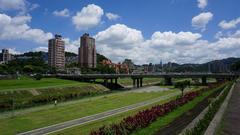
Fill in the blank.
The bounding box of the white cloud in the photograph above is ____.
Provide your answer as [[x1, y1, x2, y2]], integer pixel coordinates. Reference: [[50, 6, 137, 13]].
[[0, 0, 26, 11], [0, 0, 39, 14], [63, 38, 80, 53], [92, 24, 240, 64], [148, 31, 201, 46], [8, 48, 21, 54], [0, 13, 53, 44], [192, 12, 213, 31], [72, 4, 104, 30], [53, 8, 70, 17], [106, 12, 120, 21], [218, 17, 240, 30], [95, 24, 144, 49], [29, 3, 39, 11], [34, 46, 48, 52], [197, 0, 208, 9]]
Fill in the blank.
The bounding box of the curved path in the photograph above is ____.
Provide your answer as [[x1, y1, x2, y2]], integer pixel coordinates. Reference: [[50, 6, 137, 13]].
[[18, 91, 181, 135]]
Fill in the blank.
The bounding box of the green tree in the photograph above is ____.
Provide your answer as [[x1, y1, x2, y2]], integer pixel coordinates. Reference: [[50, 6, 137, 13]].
[[231, 60, 240, 72], [23, 65, 34, 73], [174, 80, 191, 97]]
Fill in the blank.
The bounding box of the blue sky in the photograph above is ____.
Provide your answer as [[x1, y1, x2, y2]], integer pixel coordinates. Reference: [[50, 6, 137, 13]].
[[0, 0, 240, 64]]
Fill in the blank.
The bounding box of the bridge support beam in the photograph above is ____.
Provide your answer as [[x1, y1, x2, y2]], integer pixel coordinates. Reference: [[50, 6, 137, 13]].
[[164, 77, 172, 85], [140, 78, 143, 87], [115, 78, 118, 84], [133, 78, 136, 88], [137, 78, 140, 88], [104, 79, 108, 86], [110, 78, 113, 84], [201, 77, 207, 85]]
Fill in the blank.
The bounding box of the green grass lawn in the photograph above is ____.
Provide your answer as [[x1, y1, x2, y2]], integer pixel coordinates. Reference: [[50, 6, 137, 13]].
[[0, 88, 178, 135], [51, 86, 216, 135], [0, 76, 89, 91]]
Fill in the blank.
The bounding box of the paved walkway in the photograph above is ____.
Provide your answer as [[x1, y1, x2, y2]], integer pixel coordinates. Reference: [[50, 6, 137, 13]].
[[221, 81, 240, 135], [17, 91, 180, 135]]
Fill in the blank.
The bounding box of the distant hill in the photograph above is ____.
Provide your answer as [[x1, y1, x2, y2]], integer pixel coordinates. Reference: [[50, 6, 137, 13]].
[[97, 53, 109, 64], [9, 51, 240, 73], [168, 57, 240, 73]]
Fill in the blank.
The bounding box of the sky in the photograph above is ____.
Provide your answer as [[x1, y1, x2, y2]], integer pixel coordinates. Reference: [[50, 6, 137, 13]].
[[0, 0, 240, 65]]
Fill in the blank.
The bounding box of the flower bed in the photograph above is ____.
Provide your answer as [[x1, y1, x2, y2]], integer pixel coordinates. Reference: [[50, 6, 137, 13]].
[[90, 91, 200, 135]]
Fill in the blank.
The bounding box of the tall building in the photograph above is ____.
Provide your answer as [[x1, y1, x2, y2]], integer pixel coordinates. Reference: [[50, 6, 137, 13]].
[[122, 59, 135, 73], [48, 34, 65, 69], [79, 33, 97, 68], [1, 49, 12, 64]]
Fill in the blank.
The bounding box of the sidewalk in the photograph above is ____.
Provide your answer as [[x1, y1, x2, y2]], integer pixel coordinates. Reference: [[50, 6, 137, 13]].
[[221, 81, 240, 135]]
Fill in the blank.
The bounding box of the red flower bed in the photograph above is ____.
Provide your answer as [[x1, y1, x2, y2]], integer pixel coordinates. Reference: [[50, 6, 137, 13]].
[[90, 91, 199, 135]]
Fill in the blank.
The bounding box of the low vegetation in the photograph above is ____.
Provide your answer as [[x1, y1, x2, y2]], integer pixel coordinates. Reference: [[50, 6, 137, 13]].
[[0, 76, 85, 91], [184, 82, 232, 135], [0, 76, 110, 111], [0, 89, 177, 135], [73, 83, 225, 135], [90, 91, 199, 135], [0, 84, 109, 112], [174, 80, 191, 96]]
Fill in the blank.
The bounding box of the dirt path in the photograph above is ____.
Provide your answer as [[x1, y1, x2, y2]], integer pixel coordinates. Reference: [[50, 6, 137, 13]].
[[154, 89, 222, 135], [221, 81, 240, 135]]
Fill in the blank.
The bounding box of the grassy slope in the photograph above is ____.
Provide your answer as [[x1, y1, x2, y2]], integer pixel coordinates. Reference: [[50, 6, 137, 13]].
[[0, 76, 89, 91], [52, 86, 213, 135], [0, 89, 177, 135]]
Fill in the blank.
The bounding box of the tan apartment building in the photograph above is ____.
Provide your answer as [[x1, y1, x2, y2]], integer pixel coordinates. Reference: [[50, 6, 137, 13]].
[[79, 33, 97, 68], [48, 34, 65, 69]]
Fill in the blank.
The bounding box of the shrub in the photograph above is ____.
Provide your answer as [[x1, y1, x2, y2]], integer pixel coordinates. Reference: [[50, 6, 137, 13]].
[[34, 74, 42, 80]]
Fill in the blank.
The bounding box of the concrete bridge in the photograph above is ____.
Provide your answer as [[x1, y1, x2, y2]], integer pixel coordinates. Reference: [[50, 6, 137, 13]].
[[56, 73, 238, 88]]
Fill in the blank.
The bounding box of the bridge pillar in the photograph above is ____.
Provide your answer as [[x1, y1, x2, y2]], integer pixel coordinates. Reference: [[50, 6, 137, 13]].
[[140, 78, 143, 87], [104, 79, 108, 86], [115, 78, 118, 84], [137, 78, 140, 88], [164, 77, 172, 85], [202, 77, 207, 85], [110, 78, 113, 84], [133, 78, 136, 87]]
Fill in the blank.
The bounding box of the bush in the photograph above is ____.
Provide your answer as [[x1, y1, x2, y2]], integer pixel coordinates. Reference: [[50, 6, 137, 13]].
[[34, 74, 42, 80]]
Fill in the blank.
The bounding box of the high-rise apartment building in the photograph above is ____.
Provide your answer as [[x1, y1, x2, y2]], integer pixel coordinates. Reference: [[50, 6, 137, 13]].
[[48, 34, 65, 69], [1, 49, 12, 64], [79, 33, 97, 68]]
